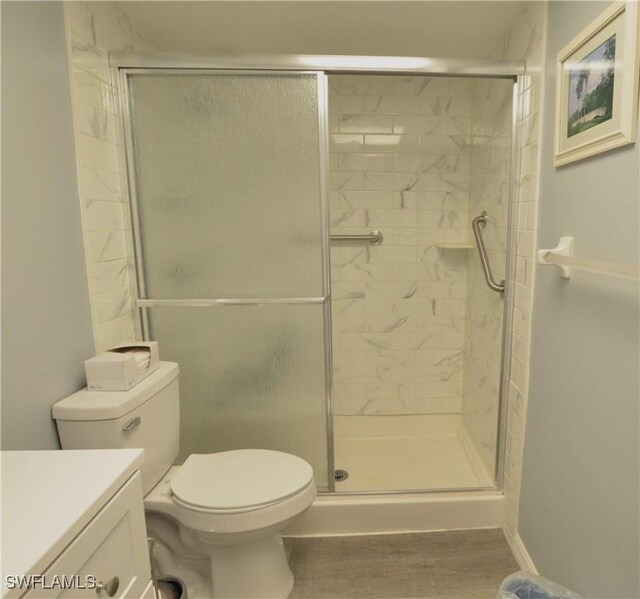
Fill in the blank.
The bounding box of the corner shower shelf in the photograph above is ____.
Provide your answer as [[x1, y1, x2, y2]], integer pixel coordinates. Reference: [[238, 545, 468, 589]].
[[435, 243, 475, 249]]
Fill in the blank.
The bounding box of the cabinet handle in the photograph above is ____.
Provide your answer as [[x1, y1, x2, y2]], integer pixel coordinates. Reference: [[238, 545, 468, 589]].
[[96, 576, 119, 597]]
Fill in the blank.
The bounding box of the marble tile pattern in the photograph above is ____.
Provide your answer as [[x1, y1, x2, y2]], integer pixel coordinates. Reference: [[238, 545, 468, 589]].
[[328, 75, 473, 416], [63, 3, 161, 351], [461, 78, 513, 477]]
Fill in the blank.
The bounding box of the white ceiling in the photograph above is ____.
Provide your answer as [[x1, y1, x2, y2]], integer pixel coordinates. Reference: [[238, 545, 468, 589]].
[[117, 1, 531, 60]]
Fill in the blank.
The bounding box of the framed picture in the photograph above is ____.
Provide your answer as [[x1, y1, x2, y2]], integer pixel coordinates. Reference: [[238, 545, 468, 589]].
[[555, 1, 640, 166]]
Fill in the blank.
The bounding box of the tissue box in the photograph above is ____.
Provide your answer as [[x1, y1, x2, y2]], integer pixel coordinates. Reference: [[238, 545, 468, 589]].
[[85, 341, 160, 391]]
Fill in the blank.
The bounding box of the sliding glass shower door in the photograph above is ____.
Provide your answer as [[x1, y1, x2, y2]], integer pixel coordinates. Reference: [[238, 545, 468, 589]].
[[124, 72, 332, 488]]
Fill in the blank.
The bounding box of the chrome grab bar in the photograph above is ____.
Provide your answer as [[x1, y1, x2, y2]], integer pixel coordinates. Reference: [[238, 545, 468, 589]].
[[330, 230, 383, 245], [471, 211, 505, 295]]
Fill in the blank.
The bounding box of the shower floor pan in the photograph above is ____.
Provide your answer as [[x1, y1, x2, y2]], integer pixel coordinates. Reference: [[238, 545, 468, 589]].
[[333, 414, 493, 492], [285, 415, 502, 537]]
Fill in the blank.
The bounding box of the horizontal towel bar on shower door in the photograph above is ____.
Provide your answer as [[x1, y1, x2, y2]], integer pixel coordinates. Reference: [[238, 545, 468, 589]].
[[537, 237, 640, 281], [330, 230, 383, 245], [136, 297, 328, 308], [471, 212, 505, 295]]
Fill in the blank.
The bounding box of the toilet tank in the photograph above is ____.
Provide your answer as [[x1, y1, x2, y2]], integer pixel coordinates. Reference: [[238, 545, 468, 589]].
[[52, 361, 180, 495]]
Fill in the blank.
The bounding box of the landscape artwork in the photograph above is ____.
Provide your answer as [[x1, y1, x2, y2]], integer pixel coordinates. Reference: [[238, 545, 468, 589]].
[[567, 34, 616, 137]]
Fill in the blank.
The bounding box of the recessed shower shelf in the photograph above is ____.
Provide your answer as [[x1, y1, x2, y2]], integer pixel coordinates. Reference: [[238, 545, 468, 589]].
[[435, 243, 475, 249]]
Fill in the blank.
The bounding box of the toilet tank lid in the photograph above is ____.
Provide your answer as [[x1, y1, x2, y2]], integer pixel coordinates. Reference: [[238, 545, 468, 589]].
[[52, 361, 179, 421]]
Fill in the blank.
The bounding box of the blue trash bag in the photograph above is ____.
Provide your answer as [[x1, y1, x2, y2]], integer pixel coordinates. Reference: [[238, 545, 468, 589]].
[[498, 571, 582, 599]]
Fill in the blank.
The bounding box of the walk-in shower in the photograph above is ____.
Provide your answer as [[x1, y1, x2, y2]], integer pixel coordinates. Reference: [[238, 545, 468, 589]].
[[326, 74, 515, 493], [120, 58, 519, 497]]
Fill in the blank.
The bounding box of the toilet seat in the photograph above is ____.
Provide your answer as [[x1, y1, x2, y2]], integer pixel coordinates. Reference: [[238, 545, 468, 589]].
[[170, 449, 314, 513]]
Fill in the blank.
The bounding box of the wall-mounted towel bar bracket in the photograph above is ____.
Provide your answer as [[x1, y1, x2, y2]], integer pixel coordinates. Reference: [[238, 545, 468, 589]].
[[537, 236, 640, 281], [537, 236, 573, 278]]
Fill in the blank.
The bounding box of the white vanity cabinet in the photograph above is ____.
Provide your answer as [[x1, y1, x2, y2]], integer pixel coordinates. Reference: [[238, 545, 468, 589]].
[[1, 450, 154, 599]]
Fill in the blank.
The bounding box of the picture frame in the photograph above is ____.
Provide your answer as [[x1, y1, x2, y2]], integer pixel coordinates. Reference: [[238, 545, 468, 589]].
[[555, 1, 640, 166]]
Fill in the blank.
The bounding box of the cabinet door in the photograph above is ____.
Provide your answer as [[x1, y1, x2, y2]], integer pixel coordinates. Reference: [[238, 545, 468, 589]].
[[22, 473, 151, 599]]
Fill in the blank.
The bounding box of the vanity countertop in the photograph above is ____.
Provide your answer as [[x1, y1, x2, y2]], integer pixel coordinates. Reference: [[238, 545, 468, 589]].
[[1, 448, 144, 597]]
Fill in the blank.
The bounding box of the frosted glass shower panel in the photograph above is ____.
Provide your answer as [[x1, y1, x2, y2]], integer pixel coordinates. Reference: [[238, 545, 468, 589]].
[[150, 305, 329, 489], [128, 73, 324, 299]]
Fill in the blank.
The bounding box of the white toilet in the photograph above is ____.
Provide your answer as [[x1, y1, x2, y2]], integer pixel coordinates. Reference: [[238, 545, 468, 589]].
[[52, 361, 316, 599]]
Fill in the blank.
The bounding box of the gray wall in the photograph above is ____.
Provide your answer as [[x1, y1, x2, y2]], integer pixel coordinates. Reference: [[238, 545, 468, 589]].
[[519, 2, 640, 597], [1, 2, 95, 450]]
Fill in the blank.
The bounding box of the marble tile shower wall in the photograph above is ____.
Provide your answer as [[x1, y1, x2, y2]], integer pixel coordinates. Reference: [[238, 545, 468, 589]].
[[462, 79, 513, 476], [63, 3, 161, 351], [328, 75, 472, 416]]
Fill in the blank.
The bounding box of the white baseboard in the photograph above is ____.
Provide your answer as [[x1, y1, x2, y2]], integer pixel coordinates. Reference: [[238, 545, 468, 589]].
[[509, 532, 538, 575]]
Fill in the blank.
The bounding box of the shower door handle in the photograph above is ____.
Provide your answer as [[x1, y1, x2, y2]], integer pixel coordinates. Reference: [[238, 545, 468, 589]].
[[472, 212, 505, 295]]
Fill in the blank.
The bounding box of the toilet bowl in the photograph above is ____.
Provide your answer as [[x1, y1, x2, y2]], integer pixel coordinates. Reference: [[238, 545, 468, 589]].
[[52, 362, 316, 599], [145, 450, 316, 598]]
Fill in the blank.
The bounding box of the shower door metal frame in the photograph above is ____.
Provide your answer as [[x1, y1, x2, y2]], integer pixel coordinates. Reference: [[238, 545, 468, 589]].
[[119, 68, 337, 492], [115, 55, 525, 497], [111, 53, 524, 78], [493, 78, 523, 493]]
